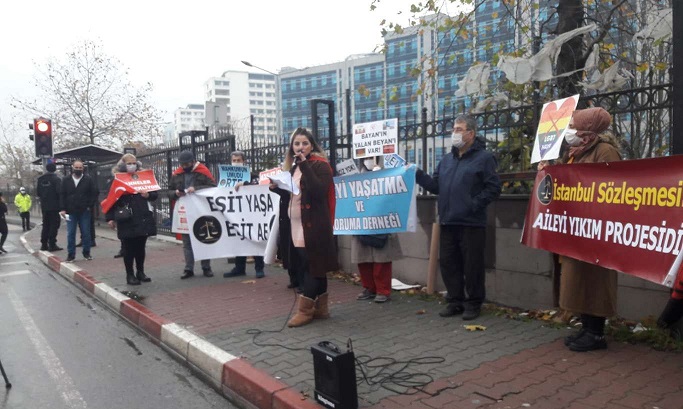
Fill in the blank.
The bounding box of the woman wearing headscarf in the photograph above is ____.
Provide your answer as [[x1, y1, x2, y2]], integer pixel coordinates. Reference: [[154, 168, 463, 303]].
[[105, 154, 158, 285], [540, 106, 622, 352], [270, 128, 338, 327]]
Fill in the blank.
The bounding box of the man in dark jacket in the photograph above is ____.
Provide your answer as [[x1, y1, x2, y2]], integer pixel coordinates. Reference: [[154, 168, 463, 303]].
[[416, 114, 501, 320], [168, 150, 216, 279], [37, 162, 62, 251], [60, 160, 99, 262]]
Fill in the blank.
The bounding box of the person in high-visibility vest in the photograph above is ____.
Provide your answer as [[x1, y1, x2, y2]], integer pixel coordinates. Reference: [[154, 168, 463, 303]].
[[14, 187, 32, 231]]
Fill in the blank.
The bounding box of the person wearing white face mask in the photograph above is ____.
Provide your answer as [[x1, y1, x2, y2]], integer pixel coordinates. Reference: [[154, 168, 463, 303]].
[[539, 107, 622, 352], [352, 157, 403, 303], [415, 115, 501, 321], [105, 154, 158, 285], [224, 151, 266, 279]]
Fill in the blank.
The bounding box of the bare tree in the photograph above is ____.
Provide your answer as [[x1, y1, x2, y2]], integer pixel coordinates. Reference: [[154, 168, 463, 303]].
[[0, 114, 38, 192], [12, 39, 163, 151]]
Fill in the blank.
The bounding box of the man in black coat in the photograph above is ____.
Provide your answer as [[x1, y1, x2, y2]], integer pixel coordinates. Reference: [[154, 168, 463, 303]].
[[36, 162, 63, 251], [60, 160, 99, 262]]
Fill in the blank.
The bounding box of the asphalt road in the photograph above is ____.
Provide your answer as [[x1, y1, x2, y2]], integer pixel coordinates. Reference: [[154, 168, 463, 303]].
[[0, 225, 236, 409]]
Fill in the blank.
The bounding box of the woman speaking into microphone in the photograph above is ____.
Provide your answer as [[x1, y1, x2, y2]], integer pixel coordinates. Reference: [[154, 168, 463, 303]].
[[270, 127, 337, 328]]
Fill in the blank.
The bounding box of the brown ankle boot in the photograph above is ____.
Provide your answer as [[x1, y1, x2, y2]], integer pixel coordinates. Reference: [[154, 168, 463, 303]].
[[314, 293, 330, 319], [288, 295, 316, 327]]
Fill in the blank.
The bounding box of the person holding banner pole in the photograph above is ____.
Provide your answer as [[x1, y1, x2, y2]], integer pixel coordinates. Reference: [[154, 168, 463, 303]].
[[224, 151, 266, 279], [415, 114, 501, 321], [169, 150, 216, 279], [352, 157, 403, 303], [270, 127, 338, 328], [539, 107, 622, 352]]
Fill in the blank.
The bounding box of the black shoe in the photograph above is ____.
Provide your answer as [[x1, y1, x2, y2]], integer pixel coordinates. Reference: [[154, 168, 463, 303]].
[[75, 241, 82, 247], [203, 270, 214, 277], [40, 244, 48, 251], [223, 268, 245, 278], [114, 251, 123, 259], [564, 329, 587, 346], [136, 271, 151, 283], [0, 247, 6, 254], [462, 307, 481, 321], [66, 255, 75, 262], [439, 304, 464, 317], [287, 283, 299, 289], [568, 331, 607, 352], [83, 254, 93, 261], [126, 273, 141, 286], [180, 270, 194, 279], [49, 246, 63, 251]]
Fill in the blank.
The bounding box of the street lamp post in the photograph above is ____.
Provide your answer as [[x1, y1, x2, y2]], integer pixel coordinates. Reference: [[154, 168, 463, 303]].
[[241, 61, 282, 147]]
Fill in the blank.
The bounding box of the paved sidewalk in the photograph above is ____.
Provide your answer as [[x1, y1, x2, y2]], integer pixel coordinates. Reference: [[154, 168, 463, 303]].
[[20, 221, 683, 409]]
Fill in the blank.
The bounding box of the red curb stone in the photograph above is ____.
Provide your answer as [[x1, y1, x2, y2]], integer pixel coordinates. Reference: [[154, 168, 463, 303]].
[[48, 255, 62, 271], [73, 271, 99, 293], [137, 308, 171, 340], [120, 299, 143, 325], [272, 388, 321, 409], [222, 359, 289, 409]]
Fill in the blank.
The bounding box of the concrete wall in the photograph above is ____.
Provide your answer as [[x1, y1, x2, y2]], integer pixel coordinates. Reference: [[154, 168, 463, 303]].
[[338, 195, 670, 321]]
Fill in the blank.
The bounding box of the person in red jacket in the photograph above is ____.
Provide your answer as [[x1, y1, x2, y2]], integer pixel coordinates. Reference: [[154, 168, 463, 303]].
[[168, 150, 217, 279]]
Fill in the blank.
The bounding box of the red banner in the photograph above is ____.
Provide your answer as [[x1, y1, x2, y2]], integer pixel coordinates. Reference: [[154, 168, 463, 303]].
[[521, 156, 683, 287], [114, 169, 161, 192], [100, 179, 136, 213]]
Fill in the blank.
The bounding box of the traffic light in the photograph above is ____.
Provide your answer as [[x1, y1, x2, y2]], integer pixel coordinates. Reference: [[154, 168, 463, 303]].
[[34, 118, 53, 157]]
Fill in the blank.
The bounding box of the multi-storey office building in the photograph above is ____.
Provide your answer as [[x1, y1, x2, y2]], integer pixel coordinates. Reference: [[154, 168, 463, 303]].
[[205, 71, 278, 144], [173, 103, 205, 138]]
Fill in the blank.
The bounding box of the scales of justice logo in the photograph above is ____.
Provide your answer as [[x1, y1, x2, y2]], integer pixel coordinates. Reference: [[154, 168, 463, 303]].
[[536, 174, 554, 205], [193, 216, 222, 244]]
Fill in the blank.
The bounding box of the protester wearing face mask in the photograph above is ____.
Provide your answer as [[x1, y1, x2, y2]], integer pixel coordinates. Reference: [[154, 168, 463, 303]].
[[415, 115, 501, 321], [60, 160, 99, 262], [105, 154, 158, 285], [168, 150, 216, 279], [540, 107, 622, 352], [352, 157, 403, 303], [224, 151, 266, 279]]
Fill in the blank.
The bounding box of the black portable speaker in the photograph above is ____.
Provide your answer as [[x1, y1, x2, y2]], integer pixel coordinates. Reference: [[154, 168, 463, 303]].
[[311, 341, 358, 409]]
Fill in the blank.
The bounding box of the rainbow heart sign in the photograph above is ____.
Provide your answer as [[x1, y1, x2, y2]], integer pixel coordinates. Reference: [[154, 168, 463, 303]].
[[531, 95, 579, 163]]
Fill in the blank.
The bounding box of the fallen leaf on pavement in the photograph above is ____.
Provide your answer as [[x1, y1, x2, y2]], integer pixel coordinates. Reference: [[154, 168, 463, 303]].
[[416, 309, 427, 315], [464, 325, 487, 331], [241, 280, 256, 284]]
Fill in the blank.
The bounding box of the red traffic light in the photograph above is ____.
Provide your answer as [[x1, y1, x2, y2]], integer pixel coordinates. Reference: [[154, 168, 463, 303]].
[[33, 117, 53, 157], [36, 120, 50, 133]]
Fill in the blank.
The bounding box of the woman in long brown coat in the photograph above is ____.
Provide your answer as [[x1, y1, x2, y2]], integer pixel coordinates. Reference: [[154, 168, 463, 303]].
[[542, 107, 622, 352], [271, 128, 338, 327]]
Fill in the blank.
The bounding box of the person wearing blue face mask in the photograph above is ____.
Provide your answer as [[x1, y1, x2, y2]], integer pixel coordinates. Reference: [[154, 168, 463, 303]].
[[168, 150, 216, 279]]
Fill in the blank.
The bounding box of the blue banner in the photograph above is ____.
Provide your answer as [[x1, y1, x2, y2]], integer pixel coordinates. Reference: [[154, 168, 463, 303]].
[[218, 165, 251, 188], [333, 165, 417, 235]]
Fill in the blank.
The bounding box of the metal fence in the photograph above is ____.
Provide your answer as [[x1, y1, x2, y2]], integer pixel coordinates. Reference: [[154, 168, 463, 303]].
[[92, 82, 672, 234]]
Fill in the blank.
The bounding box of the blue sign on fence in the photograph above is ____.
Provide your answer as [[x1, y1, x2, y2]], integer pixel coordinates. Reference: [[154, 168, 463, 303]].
[[333, 165, 417, 235]]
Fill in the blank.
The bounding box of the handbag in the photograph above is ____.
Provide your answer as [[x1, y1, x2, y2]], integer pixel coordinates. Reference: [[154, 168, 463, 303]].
[[114, 204, 133, 222], [357, 234, 389, 249]]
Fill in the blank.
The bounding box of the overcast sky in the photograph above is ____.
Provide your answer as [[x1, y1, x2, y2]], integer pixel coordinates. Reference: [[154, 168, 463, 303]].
[[1, 0, 429, 125]]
